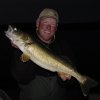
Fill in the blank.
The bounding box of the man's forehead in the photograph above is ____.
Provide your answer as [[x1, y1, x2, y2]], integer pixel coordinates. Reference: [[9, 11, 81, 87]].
[[41, 16, 56, 20]]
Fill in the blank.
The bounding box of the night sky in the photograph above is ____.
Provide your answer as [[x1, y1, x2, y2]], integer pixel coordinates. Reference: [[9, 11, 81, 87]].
[[0, 0, 100, 24]]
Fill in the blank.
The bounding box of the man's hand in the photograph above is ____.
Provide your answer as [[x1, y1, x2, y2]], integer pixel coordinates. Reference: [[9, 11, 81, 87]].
[[57, 72, 71, 81]]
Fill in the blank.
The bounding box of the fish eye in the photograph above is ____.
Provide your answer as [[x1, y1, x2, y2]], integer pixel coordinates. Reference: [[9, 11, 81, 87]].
[[14, 27, 17, 31]]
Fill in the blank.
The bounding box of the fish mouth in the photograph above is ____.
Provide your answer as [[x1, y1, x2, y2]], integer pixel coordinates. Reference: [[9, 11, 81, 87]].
[[5, 31, 10, 38], [4, 25, 14, 39], [5, 33, 8, 37], [5, 29, 13, 41]]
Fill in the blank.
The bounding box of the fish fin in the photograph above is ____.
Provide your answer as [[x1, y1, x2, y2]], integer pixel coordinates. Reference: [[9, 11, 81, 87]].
[[80, 76, 98, 97], [20, 53, 30, 62]]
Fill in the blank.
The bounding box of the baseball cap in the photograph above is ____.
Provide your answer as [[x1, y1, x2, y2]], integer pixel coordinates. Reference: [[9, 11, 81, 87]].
[[37, 8, 59, 23]]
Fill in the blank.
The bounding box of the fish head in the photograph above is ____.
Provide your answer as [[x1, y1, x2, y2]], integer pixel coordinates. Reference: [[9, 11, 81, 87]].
[[5, 25, 34, 49], [5, 25, 23, 42], [5, 25, 32, 45]]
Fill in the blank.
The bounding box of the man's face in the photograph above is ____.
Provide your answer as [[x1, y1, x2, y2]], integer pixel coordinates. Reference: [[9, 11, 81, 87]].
[[37, 17, 57, 41]]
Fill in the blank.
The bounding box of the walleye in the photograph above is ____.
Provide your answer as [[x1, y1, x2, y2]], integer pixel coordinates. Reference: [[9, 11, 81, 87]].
[[5, 25, 98, 96]]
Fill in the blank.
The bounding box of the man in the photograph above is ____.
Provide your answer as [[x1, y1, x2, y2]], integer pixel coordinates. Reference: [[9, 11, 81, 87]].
[[35, 8, 71, 81], [11, 8, 86, 100]]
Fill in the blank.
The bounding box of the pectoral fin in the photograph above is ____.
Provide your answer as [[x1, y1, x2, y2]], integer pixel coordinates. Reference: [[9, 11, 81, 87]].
[[20, 53, 30, 62]]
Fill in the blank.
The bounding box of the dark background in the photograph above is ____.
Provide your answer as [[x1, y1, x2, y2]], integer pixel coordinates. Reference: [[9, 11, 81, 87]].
[[0, 0, 100, 24], [0, 0, 100, 99]]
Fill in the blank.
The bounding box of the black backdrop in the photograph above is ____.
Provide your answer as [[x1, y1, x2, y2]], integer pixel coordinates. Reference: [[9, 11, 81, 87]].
[[0, 0, 100, 24]]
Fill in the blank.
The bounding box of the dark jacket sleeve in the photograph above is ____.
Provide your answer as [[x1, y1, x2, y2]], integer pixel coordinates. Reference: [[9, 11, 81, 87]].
[[53, 40, 79, 87], [11, 49, 36, 85], [57, 55, 78, 87]]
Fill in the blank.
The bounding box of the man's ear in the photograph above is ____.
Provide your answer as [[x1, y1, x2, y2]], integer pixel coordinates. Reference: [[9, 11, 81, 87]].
[[36, 19, 39, 28]]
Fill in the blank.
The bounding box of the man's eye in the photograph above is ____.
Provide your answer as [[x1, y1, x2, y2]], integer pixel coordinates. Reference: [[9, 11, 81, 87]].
[[51, 25, 55, 27], [42, 21, 48, 24]]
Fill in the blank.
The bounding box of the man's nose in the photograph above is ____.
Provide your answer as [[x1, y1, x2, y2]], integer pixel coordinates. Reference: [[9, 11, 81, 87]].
[[47, 25, 51, 30]]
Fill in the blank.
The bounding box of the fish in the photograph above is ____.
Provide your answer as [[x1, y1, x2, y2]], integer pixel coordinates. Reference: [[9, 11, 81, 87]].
[[5, 25, 98, 96]]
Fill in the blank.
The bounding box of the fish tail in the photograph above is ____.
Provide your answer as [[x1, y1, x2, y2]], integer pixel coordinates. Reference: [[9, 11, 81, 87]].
[[80, 76, 98, 96]]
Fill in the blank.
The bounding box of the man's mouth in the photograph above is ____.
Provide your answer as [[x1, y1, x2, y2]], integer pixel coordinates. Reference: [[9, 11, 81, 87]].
[[44, 31, 51, 34]]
